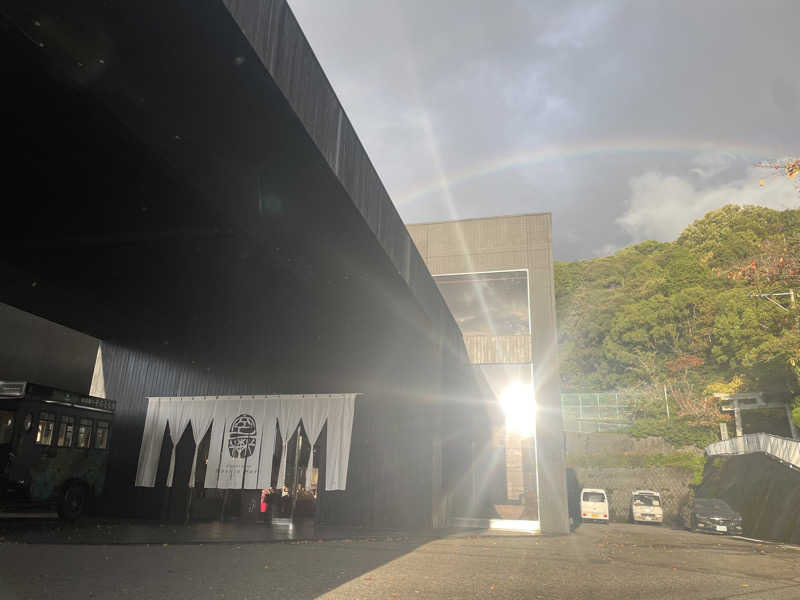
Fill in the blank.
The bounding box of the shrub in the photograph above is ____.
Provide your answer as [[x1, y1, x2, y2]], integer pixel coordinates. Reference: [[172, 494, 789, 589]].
[[627, 417, 718, 448], [565, 452, 708, 486]]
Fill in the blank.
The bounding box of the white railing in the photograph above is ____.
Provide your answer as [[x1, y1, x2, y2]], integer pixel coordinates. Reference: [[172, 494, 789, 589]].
[[706, 433, 800, 469]]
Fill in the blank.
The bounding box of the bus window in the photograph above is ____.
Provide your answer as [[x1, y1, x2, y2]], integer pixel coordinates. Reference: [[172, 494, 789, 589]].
[[95, 421, 110, 450], [36, 412, 56, 445], [57, 416, 75, 448], [76, 418, 93, 449], [0, 411, 13, 444]]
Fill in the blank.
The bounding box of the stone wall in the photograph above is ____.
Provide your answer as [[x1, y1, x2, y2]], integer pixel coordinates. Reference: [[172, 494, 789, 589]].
[[568, 466, 694, 523], [565, 432, 703, 458], [564, 433, 700, 524]]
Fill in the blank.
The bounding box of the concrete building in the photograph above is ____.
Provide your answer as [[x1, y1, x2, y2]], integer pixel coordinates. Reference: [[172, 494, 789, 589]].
[[408, 214, 570, 534], [0, 0, 492, 530]]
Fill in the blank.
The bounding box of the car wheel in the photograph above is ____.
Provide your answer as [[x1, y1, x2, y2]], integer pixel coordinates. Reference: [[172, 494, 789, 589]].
[[57, 482, 88, 521]]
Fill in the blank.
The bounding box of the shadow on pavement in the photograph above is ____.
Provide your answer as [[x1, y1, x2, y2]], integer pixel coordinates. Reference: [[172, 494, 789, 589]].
[[0, 515, 483, 545], [0, 517, 492, 600], [0, 534, 442, 600]]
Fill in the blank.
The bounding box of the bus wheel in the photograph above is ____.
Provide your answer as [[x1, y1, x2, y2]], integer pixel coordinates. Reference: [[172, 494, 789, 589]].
[[58, 482, 88, 521]]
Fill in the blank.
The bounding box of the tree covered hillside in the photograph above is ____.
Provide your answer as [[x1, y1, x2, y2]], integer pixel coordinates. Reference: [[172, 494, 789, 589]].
[[555, 205, 800, 429]]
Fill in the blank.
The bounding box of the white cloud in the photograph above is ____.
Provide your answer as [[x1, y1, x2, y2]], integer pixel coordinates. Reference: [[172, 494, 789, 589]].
[[689, 151, 739, 179], [537, 3, 616, 50], [617, 167, 799, 243]]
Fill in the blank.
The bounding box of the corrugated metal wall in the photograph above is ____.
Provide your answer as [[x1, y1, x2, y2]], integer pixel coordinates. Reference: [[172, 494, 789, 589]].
[[95, 342, 258, 516], [97, 337, 483, 529]]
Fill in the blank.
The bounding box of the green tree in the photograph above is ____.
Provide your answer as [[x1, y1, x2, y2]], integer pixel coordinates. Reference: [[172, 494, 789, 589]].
[[555, 204, 800, 432]]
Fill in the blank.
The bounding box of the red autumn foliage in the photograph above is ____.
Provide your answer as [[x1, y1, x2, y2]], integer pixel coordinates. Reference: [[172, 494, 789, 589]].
[[665, 354, 705, 373], [723, 237, 800, 286]]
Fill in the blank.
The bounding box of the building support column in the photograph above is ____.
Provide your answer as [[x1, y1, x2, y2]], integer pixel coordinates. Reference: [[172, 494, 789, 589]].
[[529, 215, 569, 535]]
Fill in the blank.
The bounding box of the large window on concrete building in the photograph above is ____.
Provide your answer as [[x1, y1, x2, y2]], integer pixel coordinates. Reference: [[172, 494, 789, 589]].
[[434, 270, 536, 512], [433, 271, 529, 337]]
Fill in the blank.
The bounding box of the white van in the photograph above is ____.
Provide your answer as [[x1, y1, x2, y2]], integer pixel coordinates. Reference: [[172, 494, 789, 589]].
[[630, 490, 663, 524], [580, 488, 609, 523]]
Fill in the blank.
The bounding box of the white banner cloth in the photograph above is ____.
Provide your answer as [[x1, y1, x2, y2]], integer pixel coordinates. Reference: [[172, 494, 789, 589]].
[[276, 398, 304, 490], [187, 398, 215, 488], [298, 396, 330, 490], [325, 395, 355, 490], [134, 398, 168, 487], [255, 399, 280, 490], [134, 397, 192, 488], [215, 397, 253, 489], [165, 399, 192, 487], [135, 394, 356, 491], [204, 397, 233, 489]]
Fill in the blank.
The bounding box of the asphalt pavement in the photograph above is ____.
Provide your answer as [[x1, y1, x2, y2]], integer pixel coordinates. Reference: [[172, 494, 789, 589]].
[[1, 522, 799, 599]]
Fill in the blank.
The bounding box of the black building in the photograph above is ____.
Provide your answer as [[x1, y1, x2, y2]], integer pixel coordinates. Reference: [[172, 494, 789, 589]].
[[0, 0, 492, 529]]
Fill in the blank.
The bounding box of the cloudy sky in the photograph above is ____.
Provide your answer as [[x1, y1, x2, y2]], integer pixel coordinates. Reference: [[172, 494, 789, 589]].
[[288, 0, 799, 260]]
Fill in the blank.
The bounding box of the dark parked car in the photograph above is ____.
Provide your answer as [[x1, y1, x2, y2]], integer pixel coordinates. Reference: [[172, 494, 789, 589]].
[[685, 498, 743, 535]]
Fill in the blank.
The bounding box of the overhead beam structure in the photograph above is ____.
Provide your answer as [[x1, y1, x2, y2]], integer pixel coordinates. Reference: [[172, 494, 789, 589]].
[[0, 0, 565, 532]]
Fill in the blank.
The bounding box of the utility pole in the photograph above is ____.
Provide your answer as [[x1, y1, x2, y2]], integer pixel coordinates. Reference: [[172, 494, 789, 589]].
[[663, 384, 670, 420]]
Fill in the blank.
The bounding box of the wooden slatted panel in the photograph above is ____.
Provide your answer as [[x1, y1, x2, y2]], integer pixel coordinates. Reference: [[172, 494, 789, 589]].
[[463, 335, 532, 365]]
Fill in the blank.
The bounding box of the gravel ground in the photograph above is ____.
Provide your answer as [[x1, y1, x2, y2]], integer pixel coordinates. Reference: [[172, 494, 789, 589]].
[[1, 522, 799, 599]]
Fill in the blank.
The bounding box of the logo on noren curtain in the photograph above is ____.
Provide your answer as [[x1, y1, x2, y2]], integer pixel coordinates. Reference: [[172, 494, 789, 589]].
[[227, 414, 257, 458]]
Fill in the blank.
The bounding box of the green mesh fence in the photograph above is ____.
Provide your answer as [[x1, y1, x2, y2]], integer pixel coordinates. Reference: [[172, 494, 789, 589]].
[[561, 393, 636, 433]]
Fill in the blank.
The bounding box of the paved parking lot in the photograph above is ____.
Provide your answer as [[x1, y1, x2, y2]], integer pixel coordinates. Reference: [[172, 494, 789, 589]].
[[1, 522, 799, 599]]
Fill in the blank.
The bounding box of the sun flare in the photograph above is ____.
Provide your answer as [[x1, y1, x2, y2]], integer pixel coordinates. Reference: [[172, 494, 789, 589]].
[[500, 383, 536, 437]]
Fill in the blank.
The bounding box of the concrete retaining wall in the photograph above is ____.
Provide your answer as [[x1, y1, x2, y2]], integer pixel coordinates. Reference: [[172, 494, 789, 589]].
[[569, 466, 694, 523], [566, 432, 703, 458], [696, 453, 800, 544]]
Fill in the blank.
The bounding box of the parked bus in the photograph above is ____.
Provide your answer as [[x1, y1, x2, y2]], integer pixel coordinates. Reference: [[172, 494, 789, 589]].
[[0, 380, 114, 520]]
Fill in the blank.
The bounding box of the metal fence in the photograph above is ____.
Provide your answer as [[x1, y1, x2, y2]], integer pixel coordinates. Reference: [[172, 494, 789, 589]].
[[706, 433, 800, 469], [561, 393, 635, 433]]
